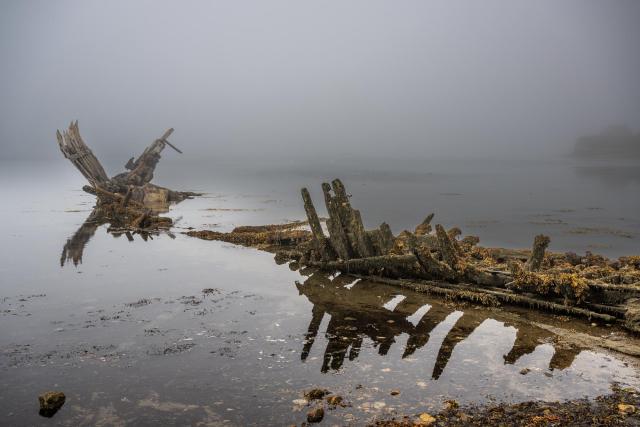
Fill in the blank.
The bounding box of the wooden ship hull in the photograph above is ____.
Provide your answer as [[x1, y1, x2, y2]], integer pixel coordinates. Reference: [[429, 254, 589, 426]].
[[187, 178, 640, 334]]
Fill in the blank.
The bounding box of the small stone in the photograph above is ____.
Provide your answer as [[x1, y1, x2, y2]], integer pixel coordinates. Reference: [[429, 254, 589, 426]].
[[373, 401, 386, 409], [307, 406, 324, 423], [390, 390, 400, 396], [520, 368, 531, 375], [444, 399, 459, 410], [304, 388, 330, 401], [326, 395, 343, 406], [418, 412, 436, 425], [38, 391, 66, 417], [618, 403, 636, 415]]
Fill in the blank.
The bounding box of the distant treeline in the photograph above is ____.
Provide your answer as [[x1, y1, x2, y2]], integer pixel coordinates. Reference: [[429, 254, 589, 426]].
[[574, 125, 640, 159]]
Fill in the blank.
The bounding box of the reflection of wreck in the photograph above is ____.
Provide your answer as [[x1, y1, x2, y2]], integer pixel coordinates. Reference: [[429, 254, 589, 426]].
[[57, 122, 195, 266], [296, 271, 582, 377], [59, 207, 176, 267], [187, 178, 640, 333]]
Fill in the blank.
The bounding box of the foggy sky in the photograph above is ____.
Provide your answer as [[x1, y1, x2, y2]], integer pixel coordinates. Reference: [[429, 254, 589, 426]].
[[1, 0, 639, 167]]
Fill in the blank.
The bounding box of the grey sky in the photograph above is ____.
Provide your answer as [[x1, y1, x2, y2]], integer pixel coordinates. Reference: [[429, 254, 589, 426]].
[[1, 0, 639, 165]]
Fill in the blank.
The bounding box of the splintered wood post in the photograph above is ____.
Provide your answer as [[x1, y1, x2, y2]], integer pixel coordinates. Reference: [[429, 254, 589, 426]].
[[122, 128, 178, 186], [331, 178, 350, 210], [368, 222, 396, 256], [332, 178, 374, 258], [130, 210, 149, 229], [349, 209, 374, 258], [120, 186, 133, 208], [405, 230, 456, 280], [435, 224, 459, 269], [412, 246, 458, 281], [56, 121, 109, 186], [322, 182, 352, 260], [378, 223, 395, 254], [301, 188, 325, 242], [159, 127, 175, 141], [330, 179, 354, 231], [447, 227, 463, 255], [415, 213, 435, 236], [525, 234, 550, 272]]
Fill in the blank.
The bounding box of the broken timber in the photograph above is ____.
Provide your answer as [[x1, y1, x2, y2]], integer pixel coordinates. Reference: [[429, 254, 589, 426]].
[[56, 121, 198, 237], [186, 178, 640, 333]]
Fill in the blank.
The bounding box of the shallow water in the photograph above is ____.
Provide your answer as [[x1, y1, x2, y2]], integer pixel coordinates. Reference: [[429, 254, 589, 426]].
[[1, 158, 640, 426]]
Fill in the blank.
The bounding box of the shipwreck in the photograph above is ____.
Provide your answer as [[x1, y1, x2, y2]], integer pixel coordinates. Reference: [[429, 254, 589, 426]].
[[187, 178, 640, 334], [57, 121, 197, 266]]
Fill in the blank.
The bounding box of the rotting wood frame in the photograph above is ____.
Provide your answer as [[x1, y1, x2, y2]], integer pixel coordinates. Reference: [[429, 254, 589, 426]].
[[186, 178, 640, 333], [56, 121, 197, 265]]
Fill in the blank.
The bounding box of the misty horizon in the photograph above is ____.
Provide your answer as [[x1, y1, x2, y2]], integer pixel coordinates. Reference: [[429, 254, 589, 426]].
[[2, 0, 640, 164]]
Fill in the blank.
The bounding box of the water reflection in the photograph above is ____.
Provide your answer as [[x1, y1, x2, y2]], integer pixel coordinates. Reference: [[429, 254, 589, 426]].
[[296, 270, 582, 379], [60, 203, 176, 267]]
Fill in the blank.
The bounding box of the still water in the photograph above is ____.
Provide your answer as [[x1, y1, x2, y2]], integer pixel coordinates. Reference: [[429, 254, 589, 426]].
[[1, 157, 639, 425]]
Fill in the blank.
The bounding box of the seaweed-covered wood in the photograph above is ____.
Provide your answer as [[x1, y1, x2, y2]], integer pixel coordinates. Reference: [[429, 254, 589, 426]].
[[525, 234, 550, 272], [322, 182, 353, 260], [185, 178, 640, 332], [301, 188, 325, 243], [56, 121, 195, 206]]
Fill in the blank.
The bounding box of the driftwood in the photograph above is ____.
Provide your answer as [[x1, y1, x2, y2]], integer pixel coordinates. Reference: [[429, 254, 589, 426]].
[[56, 121, 197, 208], [57, 122, 199, 266], [56, 122, 200, 229], [185, 178, 640, 333], [525, 234, 550, 272]]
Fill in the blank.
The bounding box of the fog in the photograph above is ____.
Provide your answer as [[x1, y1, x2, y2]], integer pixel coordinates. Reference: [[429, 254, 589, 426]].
[[1, 0, 639, 168]]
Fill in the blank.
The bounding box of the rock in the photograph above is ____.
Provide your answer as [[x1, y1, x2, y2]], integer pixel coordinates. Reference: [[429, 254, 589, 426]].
[[520, 368, 531, 375], [390, 390, 400, 396], [458, 412, 471, 422], [326, 395, 343, 406], [444, 399, 459, 410], [618, 403, 636, 415], [304, 388, 330, 401], [38, 391, 66, 417], [307, 406, 324, 423], [418, 412, 436, 425]]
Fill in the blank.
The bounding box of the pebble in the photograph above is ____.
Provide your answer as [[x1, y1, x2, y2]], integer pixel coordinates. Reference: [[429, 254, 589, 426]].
[[38, 391, 66, 417], [418, 412, 436, 425], [618, 403, 636, 415], [307, 407, 324, 423]]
